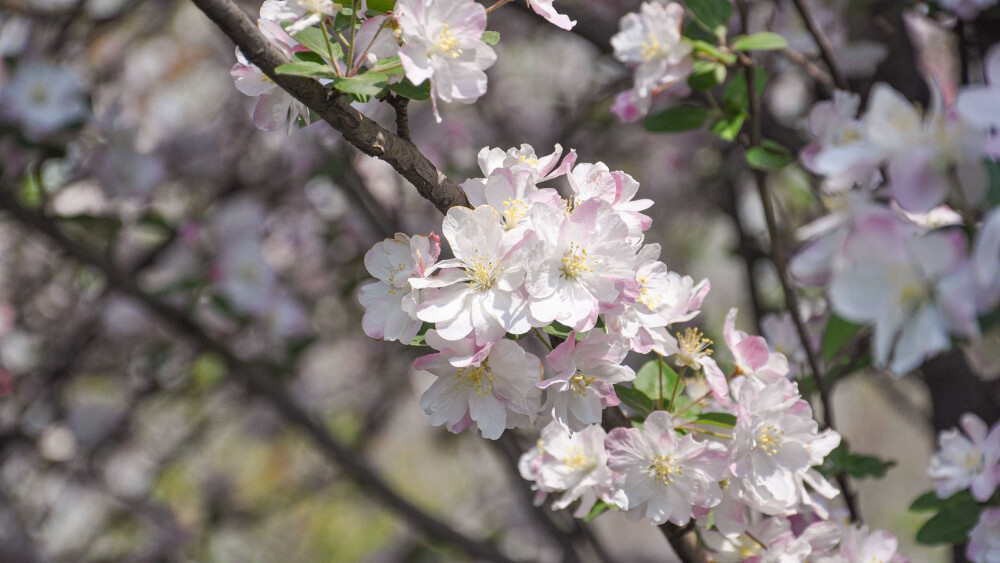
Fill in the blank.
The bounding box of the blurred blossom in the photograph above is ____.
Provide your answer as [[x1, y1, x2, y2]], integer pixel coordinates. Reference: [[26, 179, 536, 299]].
[[0, 61, 87, 139], [967, 508, 1000, 563]]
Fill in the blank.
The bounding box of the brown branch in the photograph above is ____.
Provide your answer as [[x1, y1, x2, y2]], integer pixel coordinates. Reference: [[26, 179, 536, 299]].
[[785, 0, 849, 91], [0, 189, 514, 563], [188, 0, 469, 215]]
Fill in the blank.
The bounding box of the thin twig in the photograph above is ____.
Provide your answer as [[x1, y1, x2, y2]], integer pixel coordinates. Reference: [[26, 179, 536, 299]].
[[786, 0, 848, 90]]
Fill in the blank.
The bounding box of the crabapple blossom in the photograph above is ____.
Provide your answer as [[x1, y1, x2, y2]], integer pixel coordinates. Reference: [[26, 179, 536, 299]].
[[566, 162, 653, 244], [955, 44, 1000, 156], [460, 166, 562, 236], [814, 525, 908, 563], [395, 0, 496, 121], [604, 411, 728, 525], [967, 508, 1000, 563], [524, 0, 576, 30], [973, 206, 1000, 312], [701, 513, 792, 562], [928, 412, 1000, 502], [729, 376, 841, 516], [723, 308, 790, 382], [828, 212, 979, 375], [260, 0, 340, 35], [0, 61, 87, 139], [524, 199, 637, 332], [230, 19, 309, 133], [610, 1, 693, 120], [518, 421, 613, 517], [475, 143, 577, 183], [415, 336, 541, 439], [410, 205, 532, 343], [654, 325, 730, 406], [359, 232, 440, 343], [540, 331, 635, 432]]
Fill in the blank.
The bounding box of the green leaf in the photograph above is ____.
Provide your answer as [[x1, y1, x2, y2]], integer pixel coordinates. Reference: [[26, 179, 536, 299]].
[[371, 55, 403, 73], [293, 27, 344, 61], [541, 323, 572, 340], [686, 39, 738, 65], [820, 442, 896, 480], [909, 491, 945, 512], [644, 105, 714, 133], [709, 110, 746, 141], [746, 146, 792, 170], [366, 0, 395, 12], [723, 68, 768, 112], [683, 21, 718, 44], [731, 32, 788, 51], [821, 314, 865, 363], [687, 61, 727, 90], [481, 30, 500, 45], [693, 412, 737, 428], [387, 78, 431, 100], [614, 384, 656, 418], [633, 359, 680, 403], [191, 352, 227, 390], [916, 494, 983, 545], [582, 500, 611, 521], [332, 71, 389, 96], [670, 395, 702, 421], [685, 0, 733, 37], [292, 50, 329, 65], [275, 61, 339, 79]]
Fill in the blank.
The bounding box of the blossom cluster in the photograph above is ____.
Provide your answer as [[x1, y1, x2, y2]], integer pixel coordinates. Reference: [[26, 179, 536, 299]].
[[230, 0, 576, 129], [610, 0, 693, 122], [356, 142, 908, 559], [928, 413, 1000, 563], [792, 52, 1000, 375]]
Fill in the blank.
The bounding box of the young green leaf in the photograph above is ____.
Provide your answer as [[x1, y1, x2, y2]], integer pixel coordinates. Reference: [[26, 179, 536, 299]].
[[366, 0, 395, 12], [821, 314, 865, 363], [731, 32, 788, 52], [909, 491, 945, 512], [582, 500, 611, 521], [685, 0, 733, 37], [293, 27, 344, 61], [481, 30, 500, 45], [915, 498, 983, 545], [633, 359, 679, 403], [644, 105, 714, 133], [614, 384, 656, 418], [746, 146, 792, 170], [275, 61, 339, 79], [332, 71, 389, 96], [387, 78, 431, 100], [685, 39, 738, 65], [709, 110, 746, 141], [692, 412, 737, 428], [688, 60, 727, 90]]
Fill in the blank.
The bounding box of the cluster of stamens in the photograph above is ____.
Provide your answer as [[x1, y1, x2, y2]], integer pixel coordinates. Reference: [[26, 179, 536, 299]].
[[755, 423, 784, 456], [568, 371, 596, 397], [637, 276, 663, 309], [467, 252, 503, 291], [434, 23, 462, 59], [562, 445, 590, 471], [646, 454, 683, 485], [453, 361, 497, 397], [501, 198, 527, 228], [640, 32, 662, 61], [560, 242, 594, 279], [673, 327, 713, 370]]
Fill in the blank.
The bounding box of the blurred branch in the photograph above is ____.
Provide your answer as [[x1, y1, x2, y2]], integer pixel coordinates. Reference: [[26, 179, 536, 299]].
[[188, 0, 470, 215], [780, 47, 836, 94], [0, 189, 515, 563], [784, 0, 848, 90]]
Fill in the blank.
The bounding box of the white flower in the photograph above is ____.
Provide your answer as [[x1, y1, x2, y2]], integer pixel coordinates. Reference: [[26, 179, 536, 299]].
[[604, 411, 728, 525], [415, 336, 541, 439], [411, 205, 532, 344], [928, 412, 1000, 502], [395, 0, 496, 121], [460, 166, 562, 237], [359, 232, 440, 343], [566, 162, 653, 244], [230, 19, 310, 133], [525, 199, 636, 332], [729, 376, 841, 516], [524, 0, 576, 30], [0, 61, 87, 139], [540, 331, 635, 432], [260, 0, 340, 35], [518, 422, 613, 517], [967, 508, 1000, 563], [476, 143, 577, 182]]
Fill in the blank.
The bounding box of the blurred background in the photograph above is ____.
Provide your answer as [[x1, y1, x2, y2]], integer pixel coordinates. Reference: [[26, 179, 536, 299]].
[[0, 0, 997, 560]]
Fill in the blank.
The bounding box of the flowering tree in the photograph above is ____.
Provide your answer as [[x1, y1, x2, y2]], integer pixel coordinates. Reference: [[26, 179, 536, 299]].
[[0, 0, 999, 561]]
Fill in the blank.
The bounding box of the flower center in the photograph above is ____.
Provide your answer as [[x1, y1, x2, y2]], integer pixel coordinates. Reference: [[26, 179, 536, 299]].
[[501, 198, 527, 229], [560, 242, 594, 279], [563, 445, 591, 471], [673, 327, 713, 370], [434, 23, 463, 59], [568, 371, 596, 396], [640, 32, 662, 61], [755, 423, 784, 456], [646, 454, 683, 486], [453, 361, 496, 397], [637, 276, 662, 309], [467, 253, 502, 291], [963, 450, 985, 472]]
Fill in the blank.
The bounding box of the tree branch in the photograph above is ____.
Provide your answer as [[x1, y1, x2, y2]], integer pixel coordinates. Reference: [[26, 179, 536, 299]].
[[188, 0, 469, 215], [0, 188, 514, 563]]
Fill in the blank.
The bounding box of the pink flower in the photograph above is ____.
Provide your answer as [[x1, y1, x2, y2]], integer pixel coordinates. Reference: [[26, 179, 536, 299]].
[[395, 0, 496, 121], [359, 232, 440, 343], [604, 411, 728, 525], [230, 20, 309, 132], [525, 0, 576, 30], [967, 508, 1000, 563], [929, 413, 1000, 502], [723, 308, 790, 382]]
